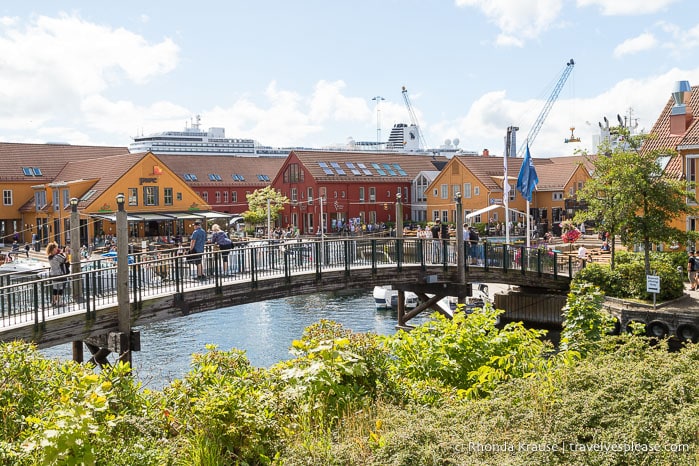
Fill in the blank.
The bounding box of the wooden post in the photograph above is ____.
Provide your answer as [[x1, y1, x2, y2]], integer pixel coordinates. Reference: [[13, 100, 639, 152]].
[[116, 193, 132, 366]]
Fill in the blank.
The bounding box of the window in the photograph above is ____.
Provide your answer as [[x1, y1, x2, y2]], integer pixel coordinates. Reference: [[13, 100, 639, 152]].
[[285, 163, 303, 182], [433, 188, 438, 196], [416, 175, 428, 202], [33, 167, 42, 176], [208, 174, 222, 181], [2, 190, 11, 206], [215, 191, 221, 204], [474, 186, 480, 196], [164, 188, 173, 206], [232, 174, 245, 181], [463, 183, 472, 198], [341, 191, 346, 198], [291, 187, 298, 202], [569, 187, 575, 196], [223, 191, 229, 203], [22, 167, 32, 176], [81, 190, 97, 202], [201, 191, 208, 202], [509, 184, 515, 201], [452, 184, 459, 198], [578, 181, 583, 190], [232, 191, 237, 203], [334, 191, 338, 198], [441, 211, 449, 223], [128, 187, 138, 206], [143, 186, 159, 206], [386, 190, 391, 198], [369, 187, 376, 202], [257, 174, 270, 182], [307, 187, 313, 204], [62, 189, 70, 208], [176, 192, 182, 201], [35, 191, 47, 209], [441, 184, 448, 199], [320, 187, 327, 199], [53, 190, 59, 211], [553, 192, 563, 200], [433, 210, 440, 221], [359, 187, 365, 202]]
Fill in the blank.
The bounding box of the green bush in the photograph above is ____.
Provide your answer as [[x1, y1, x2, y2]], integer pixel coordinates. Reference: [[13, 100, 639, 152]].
[[573, 251, 684, 301]]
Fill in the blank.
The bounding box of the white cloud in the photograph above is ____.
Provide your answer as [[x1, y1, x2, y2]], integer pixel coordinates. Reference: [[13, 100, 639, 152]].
[[0, 13, 178, 127], [456, 0, 563, 45], [428, 67, 699, 157], [577, 0, 681, 16], [613, 32, 658, 57]]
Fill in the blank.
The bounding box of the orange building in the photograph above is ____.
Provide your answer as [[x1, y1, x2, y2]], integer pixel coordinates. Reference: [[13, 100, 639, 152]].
[[426, 154, 592, 235]]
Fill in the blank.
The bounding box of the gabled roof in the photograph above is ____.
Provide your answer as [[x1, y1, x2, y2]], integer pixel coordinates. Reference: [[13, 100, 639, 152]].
[[158, 154, 284, 187], [0, 142, 129, 183], [55, 152, 149, 208], [289, 150, 447, 182], [455, 155, 590, 192], [642, 85, 699, 179]]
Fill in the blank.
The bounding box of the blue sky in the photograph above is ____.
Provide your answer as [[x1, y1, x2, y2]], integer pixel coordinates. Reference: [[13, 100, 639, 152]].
[[0, 0, 697, 157]]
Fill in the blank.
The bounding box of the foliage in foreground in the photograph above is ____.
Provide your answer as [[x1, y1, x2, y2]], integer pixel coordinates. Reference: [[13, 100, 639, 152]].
[[0, 300, 697, 465]]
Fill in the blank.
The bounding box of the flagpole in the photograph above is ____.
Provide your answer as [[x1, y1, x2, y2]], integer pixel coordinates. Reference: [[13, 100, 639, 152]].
[[526, 199, 531, 249]]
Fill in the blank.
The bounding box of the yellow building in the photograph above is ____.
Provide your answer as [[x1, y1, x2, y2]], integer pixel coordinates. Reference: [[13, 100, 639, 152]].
[[426, 154, 592, 235], [2, 143, 217, 248]]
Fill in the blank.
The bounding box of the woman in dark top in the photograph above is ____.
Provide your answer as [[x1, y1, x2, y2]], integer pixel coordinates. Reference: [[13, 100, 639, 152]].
[[46, 241, 68, 306], [210, 224, 233, 274]]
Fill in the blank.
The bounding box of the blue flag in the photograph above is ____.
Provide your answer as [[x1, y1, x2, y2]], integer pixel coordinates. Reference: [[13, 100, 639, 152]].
[[516, 144, 539, 202]]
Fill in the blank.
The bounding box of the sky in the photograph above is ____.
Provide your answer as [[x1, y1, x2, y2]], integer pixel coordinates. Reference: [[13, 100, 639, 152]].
[[0, 0, 698, 158]]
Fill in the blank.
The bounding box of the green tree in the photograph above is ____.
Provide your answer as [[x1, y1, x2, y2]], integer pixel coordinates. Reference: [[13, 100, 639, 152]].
[[241, 186, 289, 229], [575, 129, 696, 274]]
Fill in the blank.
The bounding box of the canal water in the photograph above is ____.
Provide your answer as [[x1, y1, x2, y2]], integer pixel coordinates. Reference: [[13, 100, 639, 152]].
[[41, 289, 433, 390]]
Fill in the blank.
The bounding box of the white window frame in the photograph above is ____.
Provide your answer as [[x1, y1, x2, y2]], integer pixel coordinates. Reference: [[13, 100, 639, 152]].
[[2, 190, 12, 206]]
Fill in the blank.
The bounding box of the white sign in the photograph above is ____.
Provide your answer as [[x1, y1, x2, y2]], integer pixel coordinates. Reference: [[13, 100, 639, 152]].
[[646, 275, 660, 293]]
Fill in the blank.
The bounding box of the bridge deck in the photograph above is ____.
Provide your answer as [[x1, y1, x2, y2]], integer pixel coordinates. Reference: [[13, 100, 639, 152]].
[[0, 238, 575, 348]]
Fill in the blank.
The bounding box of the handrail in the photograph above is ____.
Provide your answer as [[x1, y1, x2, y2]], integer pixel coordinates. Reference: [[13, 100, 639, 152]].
[[0, 238, 578, 333]]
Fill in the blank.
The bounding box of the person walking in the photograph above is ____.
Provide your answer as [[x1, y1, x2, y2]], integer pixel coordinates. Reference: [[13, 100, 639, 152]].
[[46, 241, 68, 307], [189, 220, 207, 280], [688, 251, 698, 291], [210, 224, 233, 274]]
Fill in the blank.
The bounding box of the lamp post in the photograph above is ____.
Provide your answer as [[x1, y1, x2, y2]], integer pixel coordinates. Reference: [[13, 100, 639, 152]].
[[115, 193, 131, 365], [395, 192, 403, 238], [319, 195, 325, 265], [372, 95, 385, 149], [267, 198, 272, 241], [455, 192, 465, 286], [69, 197, 83, 362]]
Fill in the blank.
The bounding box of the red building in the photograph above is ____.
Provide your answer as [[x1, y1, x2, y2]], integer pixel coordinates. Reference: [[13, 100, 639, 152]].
[[272, 150, 447, 234], [158, 155, 284, 215]]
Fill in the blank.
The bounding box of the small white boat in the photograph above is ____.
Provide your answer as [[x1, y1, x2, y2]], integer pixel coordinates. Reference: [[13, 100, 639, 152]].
[[373, 285, 418, 310]]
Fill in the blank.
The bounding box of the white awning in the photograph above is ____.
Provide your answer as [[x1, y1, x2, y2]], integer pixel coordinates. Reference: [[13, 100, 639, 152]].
[[465, 204, 501, 219], [465, 204, 529, 220], [167, 212, 205, 220], [90, 214, 142, 222], [198, 211, 232, 219], [133, 213, 177, 221]]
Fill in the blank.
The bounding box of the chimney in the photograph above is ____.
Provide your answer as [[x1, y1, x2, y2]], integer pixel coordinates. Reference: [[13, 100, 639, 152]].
[[482, 148, 489, 157], [670, 80, 693, 135]]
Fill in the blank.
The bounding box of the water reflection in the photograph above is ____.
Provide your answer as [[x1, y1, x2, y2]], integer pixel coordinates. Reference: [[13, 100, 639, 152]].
[[41, 290, 427, 390]]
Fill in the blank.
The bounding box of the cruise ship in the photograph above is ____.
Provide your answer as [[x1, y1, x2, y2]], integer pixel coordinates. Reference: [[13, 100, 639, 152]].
[[129, 115, 289, 157], [130, 116, 475, 158]]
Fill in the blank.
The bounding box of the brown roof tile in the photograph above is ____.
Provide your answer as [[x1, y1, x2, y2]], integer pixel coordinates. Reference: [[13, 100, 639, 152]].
[[290, 150, 447, 181], [158, 155, 284, 188]]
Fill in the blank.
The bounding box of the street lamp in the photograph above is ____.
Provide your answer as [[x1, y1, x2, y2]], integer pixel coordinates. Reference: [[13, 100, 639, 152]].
[[395, 192, 403, 238], [115, 193, 131, 365], [319, 195, 325, 265], [372, 95, 385, 149], [69, 197, 83, 362], [455, 191, 465, 286]]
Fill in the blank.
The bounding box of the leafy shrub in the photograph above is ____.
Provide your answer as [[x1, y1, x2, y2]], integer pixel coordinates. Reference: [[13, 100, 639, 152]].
[[384, 305, 549, 399], [573, 251, 684, 300]]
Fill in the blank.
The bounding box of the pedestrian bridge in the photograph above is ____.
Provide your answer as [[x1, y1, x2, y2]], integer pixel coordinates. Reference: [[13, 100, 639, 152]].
[[0, 238, 577, 356]]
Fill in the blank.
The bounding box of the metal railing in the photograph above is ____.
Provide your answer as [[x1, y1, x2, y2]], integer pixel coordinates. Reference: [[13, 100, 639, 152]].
[[0, 238, 577, 332]]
